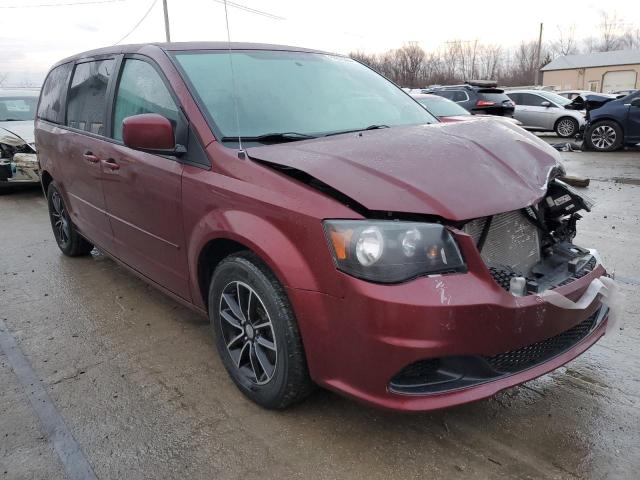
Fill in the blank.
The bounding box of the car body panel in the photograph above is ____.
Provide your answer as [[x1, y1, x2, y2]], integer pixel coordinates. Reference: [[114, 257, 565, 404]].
[[246, 121, 561, 221]]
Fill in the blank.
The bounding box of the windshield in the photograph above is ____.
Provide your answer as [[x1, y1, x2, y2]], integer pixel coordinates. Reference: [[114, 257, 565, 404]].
[[416, 96, 470, 117], [173, 50, 437, 142], [539, 91, 572, 106], [0, 96, 38, 121]]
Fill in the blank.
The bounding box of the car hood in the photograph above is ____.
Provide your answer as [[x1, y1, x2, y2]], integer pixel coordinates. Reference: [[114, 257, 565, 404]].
[[247, 121, 562, 221], [0, 120, 35, 147], [567, 94, 614, 112]]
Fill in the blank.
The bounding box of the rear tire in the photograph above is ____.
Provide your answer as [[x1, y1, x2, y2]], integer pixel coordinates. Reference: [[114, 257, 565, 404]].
[[208, 251, 314, 409], [555, 117, 579, 138], [585, 120, 623, 152], [46, 182, 93, 256]]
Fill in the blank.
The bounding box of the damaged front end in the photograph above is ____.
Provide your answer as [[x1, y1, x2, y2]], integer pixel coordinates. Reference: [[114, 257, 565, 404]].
[[0, 129, 39, 185], [462, 175, 597, 295]]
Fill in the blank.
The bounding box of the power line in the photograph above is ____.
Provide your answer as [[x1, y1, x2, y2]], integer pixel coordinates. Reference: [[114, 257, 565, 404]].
[[211, 0, 284, 21], [115, 0, 158, 45], [0, 0, 125, 8]]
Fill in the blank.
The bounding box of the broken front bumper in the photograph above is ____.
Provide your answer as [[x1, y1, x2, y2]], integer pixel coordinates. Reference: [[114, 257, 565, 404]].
[[287, 232, 609, 411], [0, 153, 39, 184]]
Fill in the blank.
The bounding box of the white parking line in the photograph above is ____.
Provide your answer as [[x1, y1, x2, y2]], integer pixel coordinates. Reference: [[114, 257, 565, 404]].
[[0, 318, 97, 480]]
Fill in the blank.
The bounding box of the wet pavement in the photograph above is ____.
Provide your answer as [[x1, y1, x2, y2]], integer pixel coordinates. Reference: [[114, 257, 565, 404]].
[[1, 146, 639, 479]]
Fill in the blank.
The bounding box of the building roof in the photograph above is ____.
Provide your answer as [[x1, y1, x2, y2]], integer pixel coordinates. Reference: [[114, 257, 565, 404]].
[[541, 49, 640, 71]]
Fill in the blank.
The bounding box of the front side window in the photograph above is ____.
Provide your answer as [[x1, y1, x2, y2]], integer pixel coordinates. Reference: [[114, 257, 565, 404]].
[[173, 50, 436, 142], [112, 59, 179, 141], [66, 59, 114, 135], [518, 93, 548, 107], [38, 62, 73, 124]]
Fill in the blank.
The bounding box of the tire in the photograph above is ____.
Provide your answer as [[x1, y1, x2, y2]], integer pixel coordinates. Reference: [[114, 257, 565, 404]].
[[584, 120, 623, 152], [208, 252, 314, 409], [555, 116, 579, 138], [46, 181, 94, 256]]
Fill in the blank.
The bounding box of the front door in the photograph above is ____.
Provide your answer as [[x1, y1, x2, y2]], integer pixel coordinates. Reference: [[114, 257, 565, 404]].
[[625, 93, 640, 142], [60, 58, 116, 253], [101, 57, 190, 299]]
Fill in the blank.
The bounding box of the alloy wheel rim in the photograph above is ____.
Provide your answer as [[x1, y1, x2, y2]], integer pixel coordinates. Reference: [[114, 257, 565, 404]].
[[218, 281, 277, 385], [558, 119, 575, 136], [50, 191, 71, 246], [591, 125, 616, 149]]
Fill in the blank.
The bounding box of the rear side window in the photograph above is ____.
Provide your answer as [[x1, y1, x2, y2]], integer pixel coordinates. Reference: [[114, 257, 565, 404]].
[[478, 91, 511, 104], [38, 63, 73, 124], [434, 90, 454, 100], [66, 59, 115, 135], [112, 59, 179, 141], [451, 90, 468, 102]]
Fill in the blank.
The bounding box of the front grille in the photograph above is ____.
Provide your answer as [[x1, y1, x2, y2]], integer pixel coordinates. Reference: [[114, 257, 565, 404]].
[[388, 308, 605, 395], [488, 266, 519, 291], [485, 312, 599, 373]]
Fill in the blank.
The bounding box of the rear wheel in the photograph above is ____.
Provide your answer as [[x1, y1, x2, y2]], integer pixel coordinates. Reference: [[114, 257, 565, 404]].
[[208, 252, 314, 409], [555, 117, 579, 138], [47, 182, 93, 256], [585, 121, 623, 152]]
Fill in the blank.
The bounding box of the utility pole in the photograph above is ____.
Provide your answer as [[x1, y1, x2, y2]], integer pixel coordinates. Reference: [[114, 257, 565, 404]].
[[534, 22, 543, 86], [162, 0, 171, 42]]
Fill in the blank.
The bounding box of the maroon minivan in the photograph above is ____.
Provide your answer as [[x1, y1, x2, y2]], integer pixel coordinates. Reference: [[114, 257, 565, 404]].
[[36, 42, 611, 411]]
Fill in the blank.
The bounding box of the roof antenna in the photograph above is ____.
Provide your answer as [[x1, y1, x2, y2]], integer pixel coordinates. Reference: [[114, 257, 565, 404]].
[[223, 0, 245, 159]]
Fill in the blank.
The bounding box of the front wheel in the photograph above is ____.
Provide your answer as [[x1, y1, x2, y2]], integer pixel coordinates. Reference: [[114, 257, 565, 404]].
[[584, 121, 623, 152], [208, 252, 314, 409], [555, 117, 579, 138], [47, 182, 93, 256]]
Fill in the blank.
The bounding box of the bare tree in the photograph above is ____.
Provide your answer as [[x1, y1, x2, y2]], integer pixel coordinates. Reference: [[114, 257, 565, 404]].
[[0, 73, 8, 87], [552, 25, 578, 56], [597, 11, 623, 51]]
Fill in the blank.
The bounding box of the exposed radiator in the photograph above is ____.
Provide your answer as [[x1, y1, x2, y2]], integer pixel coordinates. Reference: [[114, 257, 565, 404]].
[[463, 210, 541, 275]]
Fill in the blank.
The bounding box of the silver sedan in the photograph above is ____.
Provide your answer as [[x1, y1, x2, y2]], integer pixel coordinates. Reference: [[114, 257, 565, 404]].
[[506, 90, 586, 138]]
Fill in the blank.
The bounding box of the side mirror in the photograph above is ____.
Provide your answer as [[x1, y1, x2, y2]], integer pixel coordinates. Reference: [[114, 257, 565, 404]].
[[631, 98, 640, 107], [122, 113, 183, 155], [540, 101, 551, 107]]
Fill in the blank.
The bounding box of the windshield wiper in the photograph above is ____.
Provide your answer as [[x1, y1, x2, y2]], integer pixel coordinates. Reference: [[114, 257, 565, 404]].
[[324, 124, 390, 137], [220, 132, 317, 144]]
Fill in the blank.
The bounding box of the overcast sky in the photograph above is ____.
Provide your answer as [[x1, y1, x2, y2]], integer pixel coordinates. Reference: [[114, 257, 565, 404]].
[[1, 0, 639, 86]]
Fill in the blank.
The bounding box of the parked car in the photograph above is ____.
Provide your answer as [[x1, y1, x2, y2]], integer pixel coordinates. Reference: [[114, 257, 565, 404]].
[[555, 90, 616, 100], [0, 89, 40, 189], [36, 43, 610, 412], [428, 82, 515, 117], [411, 93, 523, 126], [609, 89, 637, 97], [506, 90, 586, 138], [574, 91, 640, 151]]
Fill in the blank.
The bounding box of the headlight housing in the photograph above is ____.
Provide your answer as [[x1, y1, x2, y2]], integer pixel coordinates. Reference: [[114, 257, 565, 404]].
[[323, 220, 466, 283]]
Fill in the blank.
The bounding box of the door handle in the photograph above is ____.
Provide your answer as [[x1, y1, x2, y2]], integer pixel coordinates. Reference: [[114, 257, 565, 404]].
[[102, 158, 120, 171], [83, 151, 100, 163]]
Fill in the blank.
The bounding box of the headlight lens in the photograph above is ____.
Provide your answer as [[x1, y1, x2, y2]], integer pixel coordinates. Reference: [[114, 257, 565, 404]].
[[323, 220, 466, 283]]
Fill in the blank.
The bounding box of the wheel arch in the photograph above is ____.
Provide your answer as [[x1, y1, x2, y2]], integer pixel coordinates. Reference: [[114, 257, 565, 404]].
[[553, 115, 579, 132], [40, 169, 53, 194], [190, 210, 328, 311]]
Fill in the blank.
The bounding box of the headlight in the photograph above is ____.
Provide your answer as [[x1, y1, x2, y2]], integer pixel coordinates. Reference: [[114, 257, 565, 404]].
[[323, 220, 466, 283]]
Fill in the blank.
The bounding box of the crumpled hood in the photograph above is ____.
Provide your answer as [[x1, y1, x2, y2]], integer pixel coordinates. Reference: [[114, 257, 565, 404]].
[[247, 120, 562, 221], [0, 121, 35, 147]]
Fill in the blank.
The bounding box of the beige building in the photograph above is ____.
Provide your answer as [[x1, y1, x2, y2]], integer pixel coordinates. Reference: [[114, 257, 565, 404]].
[[541, 50, 640, 93]]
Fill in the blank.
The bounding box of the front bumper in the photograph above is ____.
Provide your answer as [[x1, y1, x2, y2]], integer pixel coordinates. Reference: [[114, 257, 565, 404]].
[[288, 235, 608, 411], [0, 153, 39, 184]]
